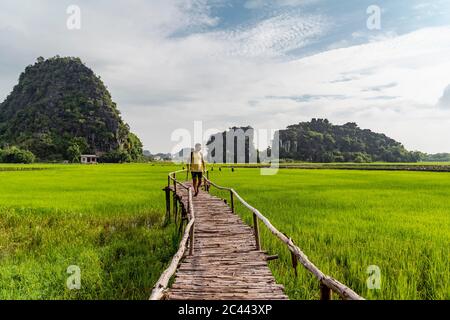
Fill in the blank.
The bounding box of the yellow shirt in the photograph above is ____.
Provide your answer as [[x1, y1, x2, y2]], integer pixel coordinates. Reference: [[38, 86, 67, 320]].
[[190, 151, 204, 172]]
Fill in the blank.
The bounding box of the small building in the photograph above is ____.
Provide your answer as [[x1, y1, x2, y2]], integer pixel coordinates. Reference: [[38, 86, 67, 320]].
[[80, 155, 98, 164]]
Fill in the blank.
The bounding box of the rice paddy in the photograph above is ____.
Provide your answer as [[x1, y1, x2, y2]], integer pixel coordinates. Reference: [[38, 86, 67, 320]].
[[0, 164, 448, 299], [208, 167, 449, 300]]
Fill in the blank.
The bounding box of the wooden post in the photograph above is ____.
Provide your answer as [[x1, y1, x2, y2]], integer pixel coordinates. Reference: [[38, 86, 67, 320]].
[[206, 171, 210, 193], [173, 193, 178, 220], [253, 212, 260, 250], [173, 173, 178, 218], [230, 191, 234, 213], [291, 252, 298, 277], [320, 282, 332, 300], [174, 196, 178, 224], [165, 187, 171, 222]]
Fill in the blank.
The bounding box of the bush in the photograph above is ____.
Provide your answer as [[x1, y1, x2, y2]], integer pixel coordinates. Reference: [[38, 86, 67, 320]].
[[0, 147, 36, 164], [332, 152, 345, 163], [99, 150, 131, 163], [352, 152, 372, 163]]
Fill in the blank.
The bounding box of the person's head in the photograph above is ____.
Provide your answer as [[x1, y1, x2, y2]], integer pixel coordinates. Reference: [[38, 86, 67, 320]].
[[194, 143, 202, 152]]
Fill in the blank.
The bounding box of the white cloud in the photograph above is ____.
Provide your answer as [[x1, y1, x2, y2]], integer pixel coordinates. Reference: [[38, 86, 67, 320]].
[[212, 11, 327, 57], [244, 0, 318, 9], [1, 1, 450, 154]]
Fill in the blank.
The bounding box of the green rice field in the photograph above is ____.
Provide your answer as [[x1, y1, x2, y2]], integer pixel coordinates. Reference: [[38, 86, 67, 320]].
[[0, 164, 448, 300], [0, 164, 179, 299], [209, 167, 449, 300]]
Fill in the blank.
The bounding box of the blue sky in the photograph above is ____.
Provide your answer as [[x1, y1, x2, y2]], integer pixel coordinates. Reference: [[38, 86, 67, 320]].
[[177, 0, 450, 57], [1, 0, 450, 153]]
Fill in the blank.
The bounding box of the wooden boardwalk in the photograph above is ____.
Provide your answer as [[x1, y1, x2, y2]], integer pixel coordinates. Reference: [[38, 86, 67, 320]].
[[167, 184, 288, 300], [150, 170, 363, 301]]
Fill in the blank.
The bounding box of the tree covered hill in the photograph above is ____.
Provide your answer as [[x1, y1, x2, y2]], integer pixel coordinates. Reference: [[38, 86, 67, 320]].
[[278, 119, 422, 163], [0, 56, 142, 162]]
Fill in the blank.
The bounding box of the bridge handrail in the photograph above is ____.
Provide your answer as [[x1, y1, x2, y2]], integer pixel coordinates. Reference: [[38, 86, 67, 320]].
[[168, 169, 191, 189], [149, 170, 195, 300], [204, 175, 364, 300]]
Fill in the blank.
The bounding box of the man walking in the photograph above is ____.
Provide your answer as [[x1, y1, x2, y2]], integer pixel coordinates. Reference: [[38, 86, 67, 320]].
[[189, 143, 206, 197]]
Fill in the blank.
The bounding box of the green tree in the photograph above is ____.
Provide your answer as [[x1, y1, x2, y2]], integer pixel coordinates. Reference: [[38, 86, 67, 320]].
[[0, 147, 35, 164], [99, 150, 131, 163], [71, 137, 89, 154], [67, 144, 81, 163], [126, 133, 143, 161]]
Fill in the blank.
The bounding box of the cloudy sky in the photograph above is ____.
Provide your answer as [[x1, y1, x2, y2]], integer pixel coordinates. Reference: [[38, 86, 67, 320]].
[[1, 0, 450, 153]]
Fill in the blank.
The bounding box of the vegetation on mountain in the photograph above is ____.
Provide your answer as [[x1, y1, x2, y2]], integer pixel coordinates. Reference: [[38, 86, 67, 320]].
[[278, 119, 422, 163], [0, 56, 143, 162], [421, 153, 450, 162]]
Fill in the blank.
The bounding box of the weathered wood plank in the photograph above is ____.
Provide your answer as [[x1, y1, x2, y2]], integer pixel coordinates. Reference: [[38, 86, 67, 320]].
[[204, 177, 365, 301], [166, 183, 288, 300], [155, 171, 363, 301]]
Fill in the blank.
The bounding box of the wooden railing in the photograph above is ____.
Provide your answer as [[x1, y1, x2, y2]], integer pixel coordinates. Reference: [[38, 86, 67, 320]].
[[149, 170, 195, 300], [203, 175, 364, 301], [150, 169, 364, 301]]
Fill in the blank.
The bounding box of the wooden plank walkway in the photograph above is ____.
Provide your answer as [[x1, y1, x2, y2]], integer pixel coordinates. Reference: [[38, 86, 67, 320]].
[[167, 184, 288, 300]]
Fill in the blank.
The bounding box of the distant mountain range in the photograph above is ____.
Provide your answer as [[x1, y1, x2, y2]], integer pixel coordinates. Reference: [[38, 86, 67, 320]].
[[153, 121, 440, 164], [205, 120, 425, 163], [0, 57, 443, 164]]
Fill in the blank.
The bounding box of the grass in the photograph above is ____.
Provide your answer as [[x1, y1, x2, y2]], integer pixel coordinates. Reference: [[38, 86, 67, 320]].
[[208, 167, 450, 300], [0, 163, 448, 300], [217, 162, 450, 171], [0, 163, 179, 300]]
